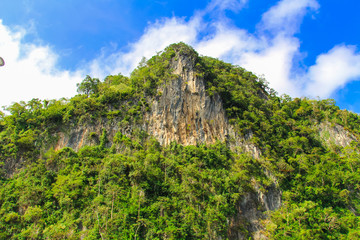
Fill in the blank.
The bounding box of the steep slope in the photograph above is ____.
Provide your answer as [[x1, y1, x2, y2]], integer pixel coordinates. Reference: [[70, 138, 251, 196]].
[[53, 44, 261, 157], [0, 43, 360, 239], [145, 48, 230, 146]]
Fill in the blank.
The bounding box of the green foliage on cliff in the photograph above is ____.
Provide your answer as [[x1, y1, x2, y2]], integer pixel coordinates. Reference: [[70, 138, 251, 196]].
[[0, 43, 360, 239], [0, 141, 267, 239]]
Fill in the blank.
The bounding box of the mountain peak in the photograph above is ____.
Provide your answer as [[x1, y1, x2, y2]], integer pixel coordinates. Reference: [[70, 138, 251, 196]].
[[1, 43, 359, 240], [146, 44, 232, 146], [165, 42, 198, 58]]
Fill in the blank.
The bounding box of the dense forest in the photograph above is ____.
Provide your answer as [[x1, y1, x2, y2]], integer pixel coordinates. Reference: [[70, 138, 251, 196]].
[[0, 43, 359, 239]]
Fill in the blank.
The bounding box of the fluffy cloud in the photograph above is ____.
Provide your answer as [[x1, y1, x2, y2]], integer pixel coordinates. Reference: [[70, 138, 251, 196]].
[[195, 22, 256, 59], [88, 17, 201, 77], [89, 0, 357, 99], [306, 45, 360, 98], [240, 36, 301, 95], [260, 0, 319, 34], [1, 0, 360, 108], [107, 0, 355, 100], [0, 20, 83, 108]]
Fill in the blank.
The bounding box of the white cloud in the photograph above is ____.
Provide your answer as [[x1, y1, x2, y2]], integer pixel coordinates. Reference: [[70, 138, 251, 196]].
[[86, 0, 250, 79], [240, 36, 301, 95], [87, 0, 347, 99], [1, 0, 359, 109], [260, 0, 319, 34], [195, 24, 254, 59], [205, 0, 248, 12], [189, 0, 317, 96], [88, 17, 201, 78], [306, 45, 360, 98], [0, 20, 83, 108]]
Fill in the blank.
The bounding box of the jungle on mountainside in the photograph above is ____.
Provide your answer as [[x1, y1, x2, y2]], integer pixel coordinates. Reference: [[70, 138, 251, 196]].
[[0, 43, 359, 239]]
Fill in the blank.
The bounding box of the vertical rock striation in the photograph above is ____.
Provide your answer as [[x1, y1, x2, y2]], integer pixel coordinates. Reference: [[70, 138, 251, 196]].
[[145, 49, 231, 146], [53, 46, 261, 158], [144, 47, 261, 160]]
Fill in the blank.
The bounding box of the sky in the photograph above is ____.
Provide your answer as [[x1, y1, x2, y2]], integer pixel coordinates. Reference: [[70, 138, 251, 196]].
[[1, 0, 360, 112]]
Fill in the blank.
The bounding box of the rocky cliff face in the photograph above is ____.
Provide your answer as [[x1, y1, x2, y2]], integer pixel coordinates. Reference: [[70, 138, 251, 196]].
[[50, 49, 274, 240], [49, 46, 358, 240], [54, 48, 261, 158], [54, 119, 119, 152], [318, 122, 357, 149], [228, 182, 281, 240], [144, 49, 260, 157], [145, 51, 228, 146], [4, 43, 360, 240]]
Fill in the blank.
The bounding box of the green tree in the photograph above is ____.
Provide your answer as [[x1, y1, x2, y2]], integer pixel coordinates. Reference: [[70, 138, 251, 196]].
[[76, 75, 100, 96]]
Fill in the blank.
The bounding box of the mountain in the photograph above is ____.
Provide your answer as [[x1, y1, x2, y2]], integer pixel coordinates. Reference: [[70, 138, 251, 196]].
[[0, 43, 359, 239]]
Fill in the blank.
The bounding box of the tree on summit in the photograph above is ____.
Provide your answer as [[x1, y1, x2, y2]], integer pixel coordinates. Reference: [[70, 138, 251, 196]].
[[76, 75, 100, 96]]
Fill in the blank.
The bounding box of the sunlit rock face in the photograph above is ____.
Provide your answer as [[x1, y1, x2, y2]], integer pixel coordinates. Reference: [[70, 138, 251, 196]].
[[318, 122, 357, 148], [145, 49, 230, 146]]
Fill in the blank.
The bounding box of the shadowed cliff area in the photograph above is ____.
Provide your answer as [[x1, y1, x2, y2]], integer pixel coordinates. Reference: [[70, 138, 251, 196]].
[[0, 43, 360, 239]]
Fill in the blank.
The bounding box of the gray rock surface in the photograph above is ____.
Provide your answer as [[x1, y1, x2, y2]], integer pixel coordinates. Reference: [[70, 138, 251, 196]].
[[318, 122, 357, 148], [54, 49, 261, 158]]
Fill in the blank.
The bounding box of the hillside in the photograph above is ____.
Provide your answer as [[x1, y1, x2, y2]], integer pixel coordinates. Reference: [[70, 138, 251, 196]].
[[0, 43, 360, 239]]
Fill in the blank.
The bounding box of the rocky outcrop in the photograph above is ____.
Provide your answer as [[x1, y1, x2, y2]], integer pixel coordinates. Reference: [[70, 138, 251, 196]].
[[54, 119, 120, 152], [53, 47, 261, 158], [144, 48, 260, 157], [227, 169, 281, 240], [230, 186, 281, 240], [318, 122, 357, 149], [145, 51, 229, 146]]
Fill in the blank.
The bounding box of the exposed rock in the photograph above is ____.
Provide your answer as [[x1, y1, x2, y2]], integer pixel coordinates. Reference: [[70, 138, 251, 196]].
[[144, 47, 261, 158], [3, 156, 24, 178], [318, 122, 357, 149], [4, 43, 360, 240], [54, 119, 120, 152], [145, 50, 229, 146], [54, 47, 261, 159], [228, 180, 281, 240]]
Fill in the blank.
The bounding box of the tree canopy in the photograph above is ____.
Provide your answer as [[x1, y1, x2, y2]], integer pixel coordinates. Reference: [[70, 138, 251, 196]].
[[0, 43, 359, 239]]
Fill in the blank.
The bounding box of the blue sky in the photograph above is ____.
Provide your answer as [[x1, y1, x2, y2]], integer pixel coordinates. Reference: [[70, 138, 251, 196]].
[[1, 0, 360, 112]]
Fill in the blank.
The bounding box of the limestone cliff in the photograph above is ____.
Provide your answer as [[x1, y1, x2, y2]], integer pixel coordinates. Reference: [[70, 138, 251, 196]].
[[54, 46, 261, 158], [2, 43, 360, 240], [145, 50, 228, 146], [46, 45, 360, 239], [144, 47, 261, 157], [318, 122, 357, 149], [51, 47, 271, 239]]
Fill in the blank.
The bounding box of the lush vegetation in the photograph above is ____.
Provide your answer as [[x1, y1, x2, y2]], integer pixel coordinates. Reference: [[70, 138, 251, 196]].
[[0, 140, 269, 239], [0, 43, 360, 239]]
